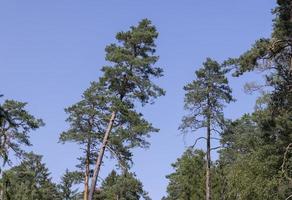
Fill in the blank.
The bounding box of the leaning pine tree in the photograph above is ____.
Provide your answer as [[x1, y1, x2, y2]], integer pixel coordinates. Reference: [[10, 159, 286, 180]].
[[87, 19, 165, 200], [179, 58, 233, 200], [60, 76, 160, 200]]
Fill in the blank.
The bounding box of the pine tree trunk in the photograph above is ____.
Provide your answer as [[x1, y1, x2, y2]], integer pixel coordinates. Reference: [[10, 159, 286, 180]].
[[84, 169, 89, 200], [206, 115, 211, 200], [206, 92, 211, 200], [83, 142, 90, 200], [88, 111, 116, 200]]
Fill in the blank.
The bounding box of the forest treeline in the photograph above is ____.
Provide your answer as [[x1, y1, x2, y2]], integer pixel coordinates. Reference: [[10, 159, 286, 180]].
[[0, 1, 292, 199]]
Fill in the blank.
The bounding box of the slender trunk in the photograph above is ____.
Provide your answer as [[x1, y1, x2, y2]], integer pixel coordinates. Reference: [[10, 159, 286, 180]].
[[206, 115, 211, 200], [206, 92, 211, 200], [83, 141, 91, 200], [88, 111, 116, 200]]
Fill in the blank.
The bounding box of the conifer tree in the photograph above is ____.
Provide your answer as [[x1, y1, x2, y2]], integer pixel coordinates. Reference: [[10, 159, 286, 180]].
[[60, 78, 159, 200], [163, 149, 206, 200], [180, 58, 233, 200], [60, 19, 164, 200], [94, 170, 151, 200], [58, 169, 81, 200], [0, 152, 59, 200], [60, 87, 107, 200], [216, 1, 292, 198], [0, 99, 44, 166], [224, 1, 292, 112]]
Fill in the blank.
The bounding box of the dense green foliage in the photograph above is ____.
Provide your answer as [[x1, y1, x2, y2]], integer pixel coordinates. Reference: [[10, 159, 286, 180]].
[[0, 152, 59, 200], [163, 149, 206, 200], [163, 149, 228, 200], [57, 170, 81, 200], [1, 1, 292, 200], [100, 18, 165, 105], [164, 1, 292, 199], [94, 170, 151, 200], [218, 0, 292, 198]]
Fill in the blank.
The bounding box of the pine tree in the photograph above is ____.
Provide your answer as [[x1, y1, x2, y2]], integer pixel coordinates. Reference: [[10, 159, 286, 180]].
[[60, 19, 164, 200], [224, 1, 292, 112], [222, 1, 292, 198], [219, 114, 286, 199], [94, 170, 151, 200], [59, 86, 107, 200], [0, 99, 44, 166], [0, 152, 59, 200], [163, 149, 205, 200], [180, 58, 233, 200], [58, 169, 81, 200]]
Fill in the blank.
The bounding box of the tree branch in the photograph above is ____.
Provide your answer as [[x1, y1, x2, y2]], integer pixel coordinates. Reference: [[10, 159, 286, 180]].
[[190, 137, 207, 148], [281, 143, 292, 182], [105, 144, 128, 171], [190, 137, 221, 149], [210, 146, 222, 151], [285, 194, 292, 200]]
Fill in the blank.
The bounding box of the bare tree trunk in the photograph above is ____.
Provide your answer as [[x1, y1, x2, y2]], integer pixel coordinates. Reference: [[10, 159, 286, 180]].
[[83, 141, 90, 200], [88, 111, 116, 200]]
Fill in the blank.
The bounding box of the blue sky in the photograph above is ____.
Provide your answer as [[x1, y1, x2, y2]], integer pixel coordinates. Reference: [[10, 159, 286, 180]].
[[0, 0, 275, 199]]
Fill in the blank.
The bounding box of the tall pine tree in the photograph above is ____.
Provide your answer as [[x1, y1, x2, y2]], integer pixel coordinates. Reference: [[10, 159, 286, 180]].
[[61, 19, 164, 200], [180, 58, 233, 200]]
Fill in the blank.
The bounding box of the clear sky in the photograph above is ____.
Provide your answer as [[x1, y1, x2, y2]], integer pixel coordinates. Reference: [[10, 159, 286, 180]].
[[0, 0, 275, 199]]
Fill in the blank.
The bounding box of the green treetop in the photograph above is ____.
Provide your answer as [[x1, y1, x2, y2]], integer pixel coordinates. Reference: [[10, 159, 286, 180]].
[[58, 169, 81, 200], [0, 152, 59, 200], [180, 58, 233, 132], [100, 18, 164, 105], [163, 149, 206, 200], [94, 170, 151, 200]]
